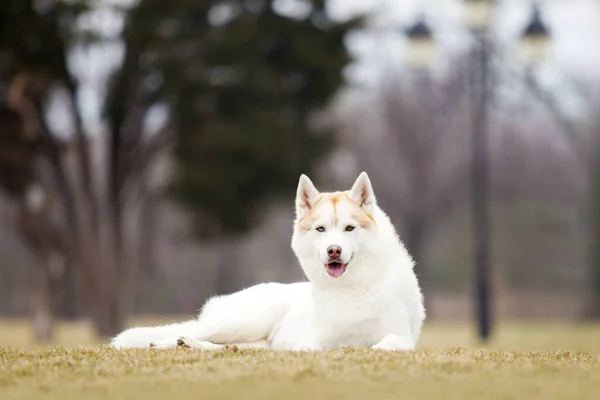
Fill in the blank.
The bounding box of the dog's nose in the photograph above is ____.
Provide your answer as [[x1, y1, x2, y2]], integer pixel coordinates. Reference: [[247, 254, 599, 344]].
[[327, 246, 342, 259]]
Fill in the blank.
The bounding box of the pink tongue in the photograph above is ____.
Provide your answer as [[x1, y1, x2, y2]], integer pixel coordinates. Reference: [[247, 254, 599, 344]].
[[326, 263, 344, 278]]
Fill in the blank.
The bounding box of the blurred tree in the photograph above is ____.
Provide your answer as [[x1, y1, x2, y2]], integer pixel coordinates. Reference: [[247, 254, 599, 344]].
[[525, 71, 600, 318], [0, 0, 360, 338], [107, 0, 361, 294], [0, 0, 90, 340], [0, 0, 178, 338], [380, 71, 467, 269]]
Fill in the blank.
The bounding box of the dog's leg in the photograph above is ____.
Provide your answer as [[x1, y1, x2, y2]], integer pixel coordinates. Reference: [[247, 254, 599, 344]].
[[111, 320, 202, 349], [111, 282, 304, 349], [175, 337, 224, 350], [173, 338, 271, 351], [194, 282, 304, 345], [372, 333, 414, 351], [147, 337, 223, 350]]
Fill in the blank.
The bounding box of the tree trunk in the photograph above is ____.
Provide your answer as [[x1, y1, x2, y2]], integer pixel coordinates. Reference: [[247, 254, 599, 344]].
[[215, 240, 241, 296], [105, 254, 129, 338], [587, 158, 600, 319], [31, 268, 54, 342], [57, 266, 80, 319], [138, 180, 157, 277], [74, 233, 128, 338], [88, 286, 128, 338], [95, 231, 129, 338], [30, 252, 64, 342]]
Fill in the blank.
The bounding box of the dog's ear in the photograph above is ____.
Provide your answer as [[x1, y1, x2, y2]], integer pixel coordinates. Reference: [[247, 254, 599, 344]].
[[296, 174, 320, 217], [349, 172, 376, 213]]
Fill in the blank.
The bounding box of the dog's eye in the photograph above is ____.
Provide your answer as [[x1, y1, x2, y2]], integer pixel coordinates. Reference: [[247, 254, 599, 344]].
[[316, 226, 325, 233], [345, 225, 355, 232]]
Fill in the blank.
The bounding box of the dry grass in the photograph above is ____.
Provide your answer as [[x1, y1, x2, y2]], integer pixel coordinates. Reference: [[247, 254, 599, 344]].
[[1, 318, 600, 399]]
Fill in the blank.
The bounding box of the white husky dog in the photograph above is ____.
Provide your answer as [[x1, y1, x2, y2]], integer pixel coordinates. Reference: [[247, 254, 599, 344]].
[[110, 172, 425, 351]]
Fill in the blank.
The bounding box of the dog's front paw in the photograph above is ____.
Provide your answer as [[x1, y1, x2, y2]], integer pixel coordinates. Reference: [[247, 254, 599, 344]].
[[372, 334, 413, 351], [148, 338, 178, 349], [176, 337, 224, 350]]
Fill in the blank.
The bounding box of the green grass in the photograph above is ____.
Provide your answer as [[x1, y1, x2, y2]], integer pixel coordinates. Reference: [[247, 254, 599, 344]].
[[1, 318, 600, 399]]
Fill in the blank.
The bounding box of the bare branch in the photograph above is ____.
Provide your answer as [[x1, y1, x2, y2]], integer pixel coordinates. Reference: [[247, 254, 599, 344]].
[[524, 71, 585, 158], [64, 77, 101, 231]]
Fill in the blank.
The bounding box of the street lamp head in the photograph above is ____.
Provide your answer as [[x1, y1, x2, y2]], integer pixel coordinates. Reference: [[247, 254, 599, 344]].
[[406, 20, 432, 39], [405, 19, 436, 69], [521, 4, 550, 66], [464, 0, 494, 32]]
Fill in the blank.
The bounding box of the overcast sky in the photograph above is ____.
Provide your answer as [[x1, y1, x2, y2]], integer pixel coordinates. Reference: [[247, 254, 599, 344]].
[[51, 0, 600, 137]]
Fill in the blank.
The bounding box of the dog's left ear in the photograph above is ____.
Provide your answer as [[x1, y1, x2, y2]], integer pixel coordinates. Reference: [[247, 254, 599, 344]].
[[349, 172, 376, 213], [296, 174, 320, 217]]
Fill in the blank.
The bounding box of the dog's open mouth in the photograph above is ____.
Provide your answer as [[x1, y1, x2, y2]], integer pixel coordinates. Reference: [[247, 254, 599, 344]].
[[326, 262, 347, 278]]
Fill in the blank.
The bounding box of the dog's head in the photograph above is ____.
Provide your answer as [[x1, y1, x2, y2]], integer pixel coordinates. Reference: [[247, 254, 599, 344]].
[[291, 172, 388, 287]]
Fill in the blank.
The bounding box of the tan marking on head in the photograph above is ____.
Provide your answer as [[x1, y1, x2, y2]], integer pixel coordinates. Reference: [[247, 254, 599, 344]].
[[312, 194, 324, 208], [344, 193, 376, 229], [327, 193, 344, 227], [295, 192, 376, 233], [329, 194, 342, 205], [352, 211, 376, 229], [296, 194, 324, 232], [297, 214, 315, 233]]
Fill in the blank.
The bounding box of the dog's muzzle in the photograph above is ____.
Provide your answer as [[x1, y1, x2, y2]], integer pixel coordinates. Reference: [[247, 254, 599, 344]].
[[325, 259, 347, 278]]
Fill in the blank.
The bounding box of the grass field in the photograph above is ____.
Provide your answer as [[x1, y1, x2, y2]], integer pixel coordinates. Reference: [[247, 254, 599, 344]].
[[1, 318, 600, 399]]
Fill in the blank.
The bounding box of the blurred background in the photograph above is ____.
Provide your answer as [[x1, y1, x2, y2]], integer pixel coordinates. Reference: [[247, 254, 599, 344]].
[[1, 0, 600, 345]]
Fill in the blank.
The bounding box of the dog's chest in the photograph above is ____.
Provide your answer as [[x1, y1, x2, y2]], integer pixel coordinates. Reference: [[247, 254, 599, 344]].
[[319, 318, 383, 348], [314, 299, 388, 348]]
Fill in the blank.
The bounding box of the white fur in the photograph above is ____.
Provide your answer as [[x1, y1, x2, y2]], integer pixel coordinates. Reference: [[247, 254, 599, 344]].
[[110, 172, 426, 351]]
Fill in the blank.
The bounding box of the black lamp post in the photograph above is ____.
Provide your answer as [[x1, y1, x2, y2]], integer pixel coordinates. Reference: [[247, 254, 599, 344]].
[[464, 0, 494, 343], [404, 0, 552, 342]]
